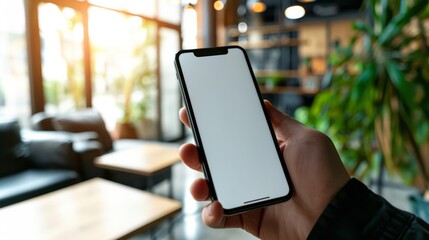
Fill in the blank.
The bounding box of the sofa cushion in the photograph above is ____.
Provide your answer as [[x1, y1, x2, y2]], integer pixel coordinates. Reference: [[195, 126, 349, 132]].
[[0, 169, 79, 208], [28, 139, 78, 171], [0, 120, 30, 177], [52, 109, 113, 152], [30, 112, 55, 131]]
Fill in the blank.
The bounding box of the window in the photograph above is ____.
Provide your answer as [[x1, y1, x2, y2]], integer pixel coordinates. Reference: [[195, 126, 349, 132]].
[[38, 4, 86, 113], [160, 27, 181, 140], [0, 0, 30, 126], [26, 0, 183, 140], [89, 7, 158, 133]]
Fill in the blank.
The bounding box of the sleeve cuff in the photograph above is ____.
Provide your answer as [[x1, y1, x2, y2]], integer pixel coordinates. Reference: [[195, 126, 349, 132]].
[[308, 178, 415, 239]]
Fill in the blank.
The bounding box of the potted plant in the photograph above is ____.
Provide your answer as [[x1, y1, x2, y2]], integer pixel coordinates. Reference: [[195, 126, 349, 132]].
[[112, 56, 156, 140], [296, 0, 429, 192], [112, 22, 157, 140], [256, 73, 283, 89]]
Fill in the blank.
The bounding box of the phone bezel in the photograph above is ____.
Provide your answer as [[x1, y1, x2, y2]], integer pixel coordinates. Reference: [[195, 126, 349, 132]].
[[174, 46, 293, 215]]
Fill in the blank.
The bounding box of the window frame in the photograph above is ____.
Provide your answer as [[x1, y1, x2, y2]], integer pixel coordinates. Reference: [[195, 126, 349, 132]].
[[25, 0, 183, 140]]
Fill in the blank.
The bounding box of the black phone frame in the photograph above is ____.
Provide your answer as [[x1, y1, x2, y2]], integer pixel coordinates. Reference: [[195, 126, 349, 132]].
[[174, 46, 293, 215]]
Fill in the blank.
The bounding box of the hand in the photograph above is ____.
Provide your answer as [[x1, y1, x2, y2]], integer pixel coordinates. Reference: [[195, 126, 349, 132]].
[[178, 100, 350, 239]]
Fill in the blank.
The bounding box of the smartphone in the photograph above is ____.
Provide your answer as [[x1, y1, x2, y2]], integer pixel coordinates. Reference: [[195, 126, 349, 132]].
[[175, 46, 293, 215]]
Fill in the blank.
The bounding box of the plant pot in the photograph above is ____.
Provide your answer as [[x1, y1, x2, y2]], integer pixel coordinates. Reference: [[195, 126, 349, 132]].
[[112, 122, 138, 140], [134, 118, 157, 140]]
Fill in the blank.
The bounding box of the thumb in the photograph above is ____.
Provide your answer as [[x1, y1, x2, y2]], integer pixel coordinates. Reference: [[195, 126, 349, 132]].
[[264, 100, 303, 140]]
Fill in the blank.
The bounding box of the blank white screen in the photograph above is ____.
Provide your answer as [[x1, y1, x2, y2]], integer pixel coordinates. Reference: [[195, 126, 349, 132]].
[[178, 48, 290, 210]]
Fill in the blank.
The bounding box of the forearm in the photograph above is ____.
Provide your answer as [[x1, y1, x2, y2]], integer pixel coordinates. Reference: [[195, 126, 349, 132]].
[[308, 178, 429, 239]]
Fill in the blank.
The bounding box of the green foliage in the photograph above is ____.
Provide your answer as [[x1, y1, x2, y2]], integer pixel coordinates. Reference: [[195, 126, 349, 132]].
[[257, 74, 283, 87], [116, 20, 157, 123], [296, 0, 429, 186], [44, 80, 62, 106]]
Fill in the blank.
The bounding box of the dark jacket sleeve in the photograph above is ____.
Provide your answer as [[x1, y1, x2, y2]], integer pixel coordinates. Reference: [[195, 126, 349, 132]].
[[308, 178, 429, 240]]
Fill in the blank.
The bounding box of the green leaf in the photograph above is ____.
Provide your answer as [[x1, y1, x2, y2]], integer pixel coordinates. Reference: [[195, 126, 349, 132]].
[[351, 62, 376, 104], [398, 0, 408, 15], [419, 80, 429, 118], [352, 21, 374, 38], [367, 0, 380, 27], [419, 2, 429, 18], [384, 60, 416, 109], [295, 107, 309, 123], [416, 122, 429, 144], [378, 0, 427, 46], [380, 0, 390, 29], [330, 45, 354, 66]]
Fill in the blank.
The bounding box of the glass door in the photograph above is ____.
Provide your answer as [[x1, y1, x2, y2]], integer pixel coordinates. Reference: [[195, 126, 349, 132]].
[[38, 2, 87, 113], [89, 6, 159, 138]]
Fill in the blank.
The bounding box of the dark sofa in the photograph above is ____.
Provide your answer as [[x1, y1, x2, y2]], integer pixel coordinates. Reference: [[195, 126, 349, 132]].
[[0, 119, 80, 208], [31, 109, 173, 190]]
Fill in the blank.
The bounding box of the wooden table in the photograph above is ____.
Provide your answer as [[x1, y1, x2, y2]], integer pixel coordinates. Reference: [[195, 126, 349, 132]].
[[0, 178, 181, 240], [95, 143, 181, 195], [95, 143, 180, 176]]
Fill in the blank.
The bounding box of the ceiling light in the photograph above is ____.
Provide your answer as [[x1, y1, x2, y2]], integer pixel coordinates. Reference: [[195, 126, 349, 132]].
[[250, 1, 266, 13], [238, 22, 248, 33], [298, 0, 316, 2], [214, 0, 224, 11], [285, 5, 305, 19]]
